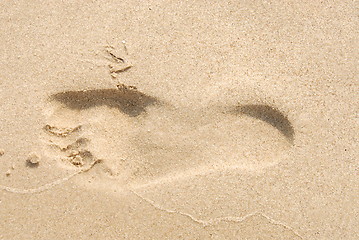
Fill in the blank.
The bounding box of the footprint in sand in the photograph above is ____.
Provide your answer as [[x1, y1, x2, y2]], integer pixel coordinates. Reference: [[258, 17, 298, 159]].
[[41, 86, 295, 184]]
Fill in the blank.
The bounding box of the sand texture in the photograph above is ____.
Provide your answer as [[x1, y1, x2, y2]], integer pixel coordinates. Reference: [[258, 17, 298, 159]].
[[0, 0, 358, 239]]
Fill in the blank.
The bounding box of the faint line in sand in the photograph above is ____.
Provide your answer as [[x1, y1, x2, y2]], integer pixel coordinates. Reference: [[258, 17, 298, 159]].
[[130, 189, 304, 239], [0, 160, 101, 194]]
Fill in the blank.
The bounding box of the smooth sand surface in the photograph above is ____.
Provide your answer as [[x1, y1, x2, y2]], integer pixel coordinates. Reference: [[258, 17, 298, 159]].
[[0, 1, 358, 239]]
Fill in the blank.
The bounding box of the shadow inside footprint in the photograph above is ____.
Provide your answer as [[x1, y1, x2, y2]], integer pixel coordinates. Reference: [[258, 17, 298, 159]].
[[231, 104, 294, 143], [51, 88, 159, 117]]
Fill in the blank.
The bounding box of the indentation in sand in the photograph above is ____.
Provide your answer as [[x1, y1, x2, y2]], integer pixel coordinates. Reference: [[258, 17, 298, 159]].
[[38, 87, 295, 184], [230, 104, 294, 143], [51, 88, 159, 117], [45, 135, 96, 169]]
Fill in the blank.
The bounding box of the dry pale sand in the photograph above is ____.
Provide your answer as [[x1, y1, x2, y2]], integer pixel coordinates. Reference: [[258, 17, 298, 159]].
[[0, 0, 358, 239]]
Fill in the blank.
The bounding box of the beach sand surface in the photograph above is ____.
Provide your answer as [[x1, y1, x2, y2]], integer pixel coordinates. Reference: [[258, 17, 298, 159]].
[[0, 0, 358, 239]]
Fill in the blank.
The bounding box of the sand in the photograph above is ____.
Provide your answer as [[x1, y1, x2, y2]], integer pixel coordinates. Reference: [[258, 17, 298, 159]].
[[0, 0, 358, 239]]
